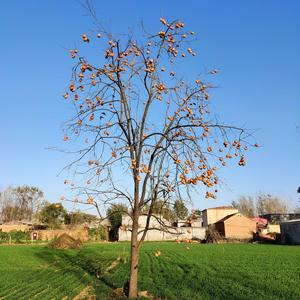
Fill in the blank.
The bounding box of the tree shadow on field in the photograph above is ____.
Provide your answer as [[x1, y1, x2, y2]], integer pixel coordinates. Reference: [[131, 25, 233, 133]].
[[35, 247, 119, 297]]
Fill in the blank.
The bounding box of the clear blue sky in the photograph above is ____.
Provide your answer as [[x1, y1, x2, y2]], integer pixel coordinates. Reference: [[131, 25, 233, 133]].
[[0, 0, 299, 213]]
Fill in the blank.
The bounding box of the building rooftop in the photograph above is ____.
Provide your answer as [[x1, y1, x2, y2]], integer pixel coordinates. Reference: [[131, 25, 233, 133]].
[[280, 219, 300, 224], [215, 213, 239, 223], [203, 206, 237, 211]]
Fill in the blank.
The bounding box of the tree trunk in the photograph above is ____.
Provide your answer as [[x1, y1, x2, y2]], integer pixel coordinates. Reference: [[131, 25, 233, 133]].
[[128, 213, 140, 299]]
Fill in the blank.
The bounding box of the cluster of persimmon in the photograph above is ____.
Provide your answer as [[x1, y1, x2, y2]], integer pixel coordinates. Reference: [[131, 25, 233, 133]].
[[179, 171, 217, 188], [129, 159, 151, 182], [172, 134, 258, 198], [175, 238, 194, 244], [139, 164, 150, 174], [205, 191, 217, 199], [87, 197, 94, 204], [145, 59, 155, 73], [87, 159, 101, 166], [158, 18, 195, 58]]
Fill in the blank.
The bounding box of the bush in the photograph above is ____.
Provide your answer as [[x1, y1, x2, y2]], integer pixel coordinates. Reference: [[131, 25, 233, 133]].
[[0, 232, 9, 244], [0, 231, 31, 244], [88, 225, 108, 241], [9, 230, 30, 243]]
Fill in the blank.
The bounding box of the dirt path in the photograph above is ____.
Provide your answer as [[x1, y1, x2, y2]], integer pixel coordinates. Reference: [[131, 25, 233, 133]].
[[105, 256, 122, 273], [72, 285, 95, 300], [72, 256, 122, 299]]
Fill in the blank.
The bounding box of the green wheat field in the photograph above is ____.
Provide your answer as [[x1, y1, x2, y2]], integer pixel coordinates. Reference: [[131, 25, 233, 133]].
[[0, 242, 299, 299]]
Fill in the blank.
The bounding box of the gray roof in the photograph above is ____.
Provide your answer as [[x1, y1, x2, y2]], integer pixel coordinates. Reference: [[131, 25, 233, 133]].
[[280, 219, 300, 224]]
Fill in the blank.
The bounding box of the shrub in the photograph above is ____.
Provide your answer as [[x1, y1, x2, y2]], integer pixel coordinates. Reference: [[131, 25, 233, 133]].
[[0, 232, 9, 244], [9, 230, 30, 243], [88, 225, 108, 241]]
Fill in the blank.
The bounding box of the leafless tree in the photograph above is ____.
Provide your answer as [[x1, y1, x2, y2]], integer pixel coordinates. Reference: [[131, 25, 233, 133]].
[[59, 16, 257, 298], [233, 193, 289, 217], [256, 193, 288, 215], [232, 196, 255, 217], [0, 186, 44, 222]]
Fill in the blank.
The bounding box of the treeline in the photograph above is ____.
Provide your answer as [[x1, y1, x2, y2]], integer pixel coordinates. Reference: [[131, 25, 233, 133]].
[[0, 186, 99, 228], [0, 186, 192, 230], [232, 192, 298, 217], [0, 186, 43, 223]]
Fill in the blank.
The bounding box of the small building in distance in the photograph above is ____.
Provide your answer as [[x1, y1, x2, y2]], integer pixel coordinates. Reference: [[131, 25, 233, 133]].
[[202, 206, 238, 227], [252, 217, 268, 228], [260, 213, 300, 224], [119, 215, 175, 241], [215, 213, 256, 239], [258, 213, 300, 234], [280, 219, 300, 245]]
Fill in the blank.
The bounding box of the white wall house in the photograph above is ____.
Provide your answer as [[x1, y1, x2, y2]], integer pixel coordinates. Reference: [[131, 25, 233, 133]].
[[118, 214, 206, 241]]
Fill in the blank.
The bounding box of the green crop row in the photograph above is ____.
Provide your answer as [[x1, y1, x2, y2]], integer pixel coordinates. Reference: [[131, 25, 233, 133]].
[[0, 242, 299, 299]]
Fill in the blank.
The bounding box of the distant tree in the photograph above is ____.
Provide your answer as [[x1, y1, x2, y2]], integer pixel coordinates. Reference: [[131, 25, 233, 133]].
[[66, 210, 99, 226], [232, 196, 255, 217], [294, 207, 300, 213], [143, 199, 175, 222], [297, 187, 300, 194], [38, 202, 68, 229], [193, 209, 202, 216], [107, 203, 128, 241], [256, 193, 288, 215], [88, 226, 108, 241], [0, 186, 44, 222], [107, 203, 129, 229], [173, 199, 189, 220]]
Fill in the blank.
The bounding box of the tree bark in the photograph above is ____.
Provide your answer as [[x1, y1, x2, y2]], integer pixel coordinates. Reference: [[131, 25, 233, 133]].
[[128, 212, 140, 299]]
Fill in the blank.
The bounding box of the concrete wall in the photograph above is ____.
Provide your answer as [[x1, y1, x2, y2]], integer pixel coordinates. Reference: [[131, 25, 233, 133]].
[[267, 224, 280, 233], [119, 229, 174, 241], [223, 214, 256, 239], [180, 227, 206, 240], [192, 221, 202, 227], [202, 207, 238, 227], [119, 215, 206, 241], [121, 215, 168, 228], [118, 226, 206, 241]]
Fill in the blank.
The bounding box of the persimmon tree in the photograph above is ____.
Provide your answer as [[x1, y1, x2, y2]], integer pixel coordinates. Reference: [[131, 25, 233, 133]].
[[60, 17, 257, 298]]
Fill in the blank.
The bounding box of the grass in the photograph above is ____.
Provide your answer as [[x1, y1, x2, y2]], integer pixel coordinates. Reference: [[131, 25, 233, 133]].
[[0, 242, 299, 299]]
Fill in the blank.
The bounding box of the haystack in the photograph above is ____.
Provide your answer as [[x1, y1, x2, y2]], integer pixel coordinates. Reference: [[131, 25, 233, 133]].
[[48, 233, 83, 249], [205, 226, 224, 244]]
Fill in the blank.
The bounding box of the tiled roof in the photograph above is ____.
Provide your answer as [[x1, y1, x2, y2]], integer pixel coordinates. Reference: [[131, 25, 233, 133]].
[[215, 213, 239, 223]]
